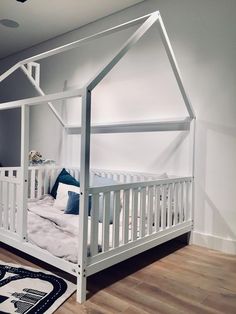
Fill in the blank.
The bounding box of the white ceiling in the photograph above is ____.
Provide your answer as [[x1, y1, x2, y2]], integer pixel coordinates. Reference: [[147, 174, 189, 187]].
[[0, 0, 143, 60]]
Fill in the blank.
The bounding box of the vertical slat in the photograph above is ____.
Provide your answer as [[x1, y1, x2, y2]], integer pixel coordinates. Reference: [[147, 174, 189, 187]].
[[3, 182, 9, 229], [113, 190, 121, 248], [174, 182, 179, 224], [186, 181, 190, 221], [90, 193, 99, 256], [147, 186, 154, 235], [37, 169, 43, 198], [102, 192, 110, 252], [9, 183, 16, 232], [131, 188, 138, 241], [140, 187, 146, 238], [122, 189, 130, 244], [168, 183, 173, 227], [30, 168, 36, 199], [43, 169, 49, 195], [155, 185, 161, 232], [180, 182, 184, 223], [161, 185, 167, 230]]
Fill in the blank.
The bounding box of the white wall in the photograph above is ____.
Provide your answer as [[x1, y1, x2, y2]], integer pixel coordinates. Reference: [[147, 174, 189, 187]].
[[0, 0, 235, 253]]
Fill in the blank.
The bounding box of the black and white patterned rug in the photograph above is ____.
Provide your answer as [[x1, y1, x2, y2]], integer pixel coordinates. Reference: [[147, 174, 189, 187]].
[[0, 261, 76, 314]]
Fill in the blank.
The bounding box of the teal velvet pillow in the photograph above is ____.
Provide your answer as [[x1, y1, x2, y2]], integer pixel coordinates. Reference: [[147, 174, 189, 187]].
[[65, 191, 92, 215], [50, 168, 80, 199]]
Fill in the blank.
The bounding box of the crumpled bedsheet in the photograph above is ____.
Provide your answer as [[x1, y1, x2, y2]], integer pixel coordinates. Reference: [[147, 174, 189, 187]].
[[28, 195, 82, 263]]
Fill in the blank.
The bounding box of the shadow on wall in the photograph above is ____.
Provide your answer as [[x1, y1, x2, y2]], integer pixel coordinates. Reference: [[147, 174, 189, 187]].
[[149, 130, 189, 173], [195, 119, 236, 241]]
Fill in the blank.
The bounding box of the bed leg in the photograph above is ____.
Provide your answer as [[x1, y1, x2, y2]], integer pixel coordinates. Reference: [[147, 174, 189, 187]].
[[187, 230, 193, 245], [76, 271, 87, 303]]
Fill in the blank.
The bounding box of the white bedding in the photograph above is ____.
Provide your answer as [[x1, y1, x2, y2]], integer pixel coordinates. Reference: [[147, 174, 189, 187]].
[[27, 195, 128, 263], [28, 195, 81, 263]]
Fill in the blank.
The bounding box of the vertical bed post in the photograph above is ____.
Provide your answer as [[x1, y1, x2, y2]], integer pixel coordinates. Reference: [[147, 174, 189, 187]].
[[77, 88, 91, 303], [188, 118, 196, 244], [18, 104, 29, 241]]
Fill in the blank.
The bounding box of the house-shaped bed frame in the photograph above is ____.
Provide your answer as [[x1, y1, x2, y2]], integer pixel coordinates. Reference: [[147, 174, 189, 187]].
[[0, 11, 196, 303]]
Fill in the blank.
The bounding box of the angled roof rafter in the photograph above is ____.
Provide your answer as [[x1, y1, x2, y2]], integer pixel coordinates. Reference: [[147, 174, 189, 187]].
[[0, 11, 195, 129]]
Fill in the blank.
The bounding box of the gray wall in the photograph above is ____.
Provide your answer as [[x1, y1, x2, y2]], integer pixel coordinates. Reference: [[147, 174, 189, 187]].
[[0, 108, 21, 166], [0, 0, 235, 253]]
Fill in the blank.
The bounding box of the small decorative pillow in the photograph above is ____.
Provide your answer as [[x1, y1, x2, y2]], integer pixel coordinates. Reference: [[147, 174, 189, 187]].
[[53, 182, 80, 210], [50, 168, 80, 199], [65, 191, 92, 215]]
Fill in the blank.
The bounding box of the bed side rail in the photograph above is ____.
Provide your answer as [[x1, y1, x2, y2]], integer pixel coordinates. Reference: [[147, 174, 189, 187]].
[[0, 167, 21, 234], [88, 176, 193, 264]]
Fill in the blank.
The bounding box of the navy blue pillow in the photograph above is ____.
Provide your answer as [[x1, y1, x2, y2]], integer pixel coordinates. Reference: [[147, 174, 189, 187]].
[[65, 191, 92, 215], [50, 168, 80, 199]]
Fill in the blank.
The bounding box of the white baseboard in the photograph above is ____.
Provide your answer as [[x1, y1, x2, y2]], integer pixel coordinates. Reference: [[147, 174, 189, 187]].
[[193, 231, 236, 255]]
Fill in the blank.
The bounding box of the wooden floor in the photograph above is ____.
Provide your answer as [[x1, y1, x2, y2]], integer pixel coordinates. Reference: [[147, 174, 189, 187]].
[[1, 240, 236, 314]]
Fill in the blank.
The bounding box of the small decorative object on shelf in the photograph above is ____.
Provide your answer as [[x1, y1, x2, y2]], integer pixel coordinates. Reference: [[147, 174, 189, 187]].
[[29, 150, 55, 166]]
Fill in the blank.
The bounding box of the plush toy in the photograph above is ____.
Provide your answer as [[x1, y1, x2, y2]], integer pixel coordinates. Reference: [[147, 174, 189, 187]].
[[29, 150, 44, 164], [29, 150, 55, 165]]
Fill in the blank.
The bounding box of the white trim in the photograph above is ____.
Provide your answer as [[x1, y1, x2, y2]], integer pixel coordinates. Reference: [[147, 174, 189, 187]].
[[65, 117, 191, 134], [156, 16, 195, 119], [20, 65, 65, 127], [0, 230, 76, 275], [0, 89, 82, 110], [193, 231, 236, 255], [87, 223, 192, 276], [87, 12, 159, 91]]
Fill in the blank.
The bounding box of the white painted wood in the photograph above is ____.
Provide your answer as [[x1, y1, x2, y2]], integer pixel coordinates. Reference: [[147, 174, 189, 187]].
[[87, 12, 159, 91], [90, 193, 99, 256], [0, 230, 76, 275], [89, 177, 192, 194], [155, 185, 161, 232], [180, 182, 184, 223], [122, 189, 130, 244], [157, 14, 196, 119], [21, 65, 65, 127], [0, 62, 21, 83], [65, 117, 191, 134], [30, 168, 36, 199], [37, 169, 43, 199], [18, 105, 29, 241], [102, 192, 110, 252], [87, 222, 192, 275], [77, 89, 91, 303], [168, 183, 173, 227], [140, 187, 146, 237], [0, 89, 83, 111], [131, 188, 138, 241], [174, 182, 179, 224], [9, 182, 16, 232], [3, 182, 8, 230], [162, 185, 167, 230], [147, 186, 154, 235], [113, 190, 120, 248]]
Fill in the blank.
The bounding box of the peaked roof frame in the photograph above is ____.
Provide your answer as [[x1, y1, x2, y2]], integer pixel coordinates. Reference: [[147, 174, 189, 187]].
[[0, 11, 195, 120]]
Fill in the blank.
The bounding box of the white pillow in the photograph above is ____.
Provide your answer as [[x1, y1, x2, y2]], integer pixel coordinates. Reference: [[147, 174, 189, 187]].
[[53, 182, 80, 210]]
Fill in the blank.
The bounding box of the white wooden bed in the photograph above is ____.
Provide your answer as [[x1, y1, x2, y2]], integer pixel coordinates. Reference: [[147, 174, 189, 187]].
[[0, 11, 196, 303]]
